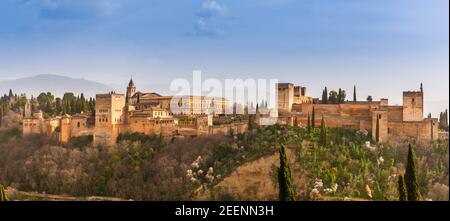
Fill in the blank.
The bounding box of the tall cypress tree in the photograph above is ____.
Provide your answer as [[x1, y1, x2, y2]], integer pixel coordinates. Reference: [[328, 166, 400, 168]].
[[398, 174, 407, 201], [278, 145, 295, 201], [307, 112, 311, 133], [319, 116, 326, 147], [0, 105, 3, 127], [353, 85, 357, 102], [311, 107, 316, 128], [405, 144, 421, 201], [324, 87, 328, 104], [321, 89, 326, 104], [375, 115, 380, 143], [338, 88, 342, 104]]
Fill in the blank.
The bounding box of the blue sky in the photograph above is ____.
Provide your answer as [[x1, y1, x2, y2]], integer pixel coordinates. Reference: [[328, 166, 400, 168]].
[[0, 0, 448, 115]]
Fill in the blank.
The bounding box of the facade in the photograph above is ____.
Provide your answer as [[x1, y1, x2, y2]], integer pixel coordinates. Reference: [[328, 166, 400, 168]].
[[23, 111, 95, 143], [280, 84, 438, 142], [277, 83, 313, 113], [22, 80, 440, 145]]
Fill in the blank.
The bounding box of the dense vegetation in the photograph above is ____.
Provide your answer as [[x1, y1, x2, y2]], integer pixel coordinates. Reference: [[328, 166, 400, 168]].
[[0, 89, 95, 121], [0, 112, 448, 200]]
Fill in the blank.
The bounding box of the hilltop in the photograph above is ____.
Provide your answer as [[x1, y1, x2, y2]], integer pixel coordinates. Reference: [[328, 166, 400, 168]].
[[0, 74, 115, 98]]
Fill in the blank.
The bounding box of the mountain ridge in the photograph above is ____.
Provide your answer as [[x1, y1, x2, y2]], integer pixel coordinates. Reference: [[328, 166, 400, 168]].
[[0, 74, 116, 98]]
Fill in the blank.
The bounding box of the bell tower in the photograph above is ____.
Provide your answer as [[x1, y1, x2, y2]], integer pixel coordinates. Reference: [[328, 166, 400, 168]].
[[126, 77, 136, 104]]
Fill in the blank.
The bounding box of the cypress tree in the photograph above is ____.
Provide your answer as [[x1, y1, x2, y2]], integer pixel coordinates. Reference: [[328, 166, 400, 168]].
[[0, 184, 8, 201], [405, 144, 421, 201], [0, 106, 3, 127], [375, 115, 380, 143], [398, 174, 407, 201], [338, 88, 342, 104], [307, 112, 311, 133], [353, 85, 357, 102], [322, 90, 327, 104], [311, 107, 316, 128], [319, 116, 326, 147], [278, 145, 295, 201]]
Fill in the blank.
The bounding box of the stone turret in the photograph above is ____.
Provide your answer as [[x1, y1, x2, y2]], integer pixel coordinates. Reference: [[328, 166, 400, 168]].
[[126, 77, 136, 104]]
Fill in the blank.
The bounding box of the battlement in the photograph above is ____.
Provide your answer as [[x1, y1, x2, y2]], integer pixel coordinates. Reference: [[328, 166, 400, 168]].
[[403, 91, 423, 95]]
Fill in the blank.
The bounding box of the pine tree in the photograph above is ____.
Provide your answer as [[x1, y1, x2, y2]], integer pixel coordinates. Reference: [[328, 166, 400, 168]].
[[311, 107, 316, 128], [375, 115, 380, 143], [405, 144, 421, 201], [398, 174, 407, 201], [319, 116, 326, 147], [353, 85, 357, 102], [0, 184, 8, 201], [278, 145, 295, 201]]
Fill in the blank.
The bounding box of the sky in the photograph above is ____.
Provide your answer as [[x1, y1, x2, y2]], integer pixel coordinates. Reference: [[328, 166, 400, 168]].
[[0, 0, 448, 115]]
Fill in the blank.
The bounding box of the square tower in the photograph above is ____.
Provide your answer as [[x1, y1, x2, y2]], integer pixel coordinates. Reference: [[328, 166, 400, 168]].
[[94, 92, 125, 146], [402, 91, 423, 121], [277, 83, 294, 113]]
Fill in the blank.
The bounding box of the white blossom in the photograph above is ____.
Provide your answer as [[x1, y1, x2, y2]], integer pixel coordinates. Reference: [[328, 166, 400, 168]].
[[377, 156, 384, 166], [309, 188, 320, 200], [191, 162, 200, 169]]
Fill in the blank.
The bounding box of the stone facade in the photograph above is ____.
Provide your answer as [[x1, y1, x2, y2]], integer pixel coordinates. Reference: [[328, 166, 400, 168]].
[[23, 111, 95, 143], [282, 84, 438, 142], [277, 83, 313, 114]]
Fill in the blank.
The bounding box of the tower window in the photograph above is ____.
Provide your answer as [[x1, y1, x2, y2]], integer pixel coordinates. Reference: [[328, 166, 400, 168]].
[[412, 98, 415, 102], [77, 122, 80, 128]]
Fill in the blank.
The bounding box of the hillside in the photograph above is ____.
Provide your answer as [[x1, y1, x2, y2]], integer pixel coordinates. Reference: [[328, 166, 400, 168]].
[[0, 74, 115, 98], [196, 146, 300, 200]]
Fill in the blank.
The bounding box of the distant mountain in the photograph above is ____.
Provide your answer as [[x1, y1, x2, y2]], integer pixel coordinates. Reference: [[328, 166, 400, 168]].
[[0, 74, 116, 98]]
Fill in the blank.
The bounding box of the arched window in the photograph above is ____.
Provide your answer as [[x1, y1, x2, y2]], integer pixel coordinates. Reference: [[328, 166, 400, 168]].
[[77, 122, 81, 128]]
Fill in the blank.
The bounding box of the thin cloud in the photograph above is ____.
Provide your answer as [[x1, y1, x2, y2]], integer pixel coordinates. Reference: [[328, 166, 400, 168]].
[[193, 0, 231, 38], [15, 0, 128, 20]]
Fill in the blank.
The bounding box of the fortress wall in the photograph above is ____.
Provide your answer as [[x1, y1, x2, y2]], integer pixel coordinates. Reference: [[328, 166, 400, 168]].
[[288, 114, 372, 131], [208, 123, 248, 135], [419, 119, 439, 141], [69, 117, 94, 138], [339, 103, 375, 117], [294, 102, 380, 118], [22, 119, 43, 135], [387, 106, 403, 121], [388, 121, 421, 139], [388, 119, 439, 141]]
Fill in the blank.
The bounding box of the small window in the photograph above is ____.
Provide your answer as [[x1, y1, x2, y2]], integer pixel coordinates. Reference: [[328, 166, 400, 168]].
[[77, 122, 80, 128], [412, 98, 415, 102]]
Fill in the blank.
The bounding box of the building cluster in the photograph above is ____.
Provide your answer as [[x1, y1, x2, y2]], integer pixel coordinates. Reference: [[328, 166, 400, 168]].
[[22, 79, 440, 146], [276, 83, 439, 142]]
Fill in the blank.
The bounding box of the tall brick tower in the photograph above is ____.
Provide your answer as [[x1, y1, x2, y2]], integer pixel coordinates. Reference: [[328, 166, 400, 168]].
[[402, 83, 424, 121], [93, 92, 125, 146]]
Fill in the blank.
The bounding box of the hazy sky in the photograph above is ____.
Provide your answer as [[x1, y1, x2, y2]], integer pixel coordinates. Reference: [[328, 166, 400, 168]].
[[0, 0, 448, 115]]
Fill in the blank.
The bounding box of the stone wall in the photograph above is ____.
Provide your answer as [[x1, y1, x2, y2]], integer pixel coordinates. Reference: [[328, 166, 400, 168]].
[[403, 91, 423, 121]]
